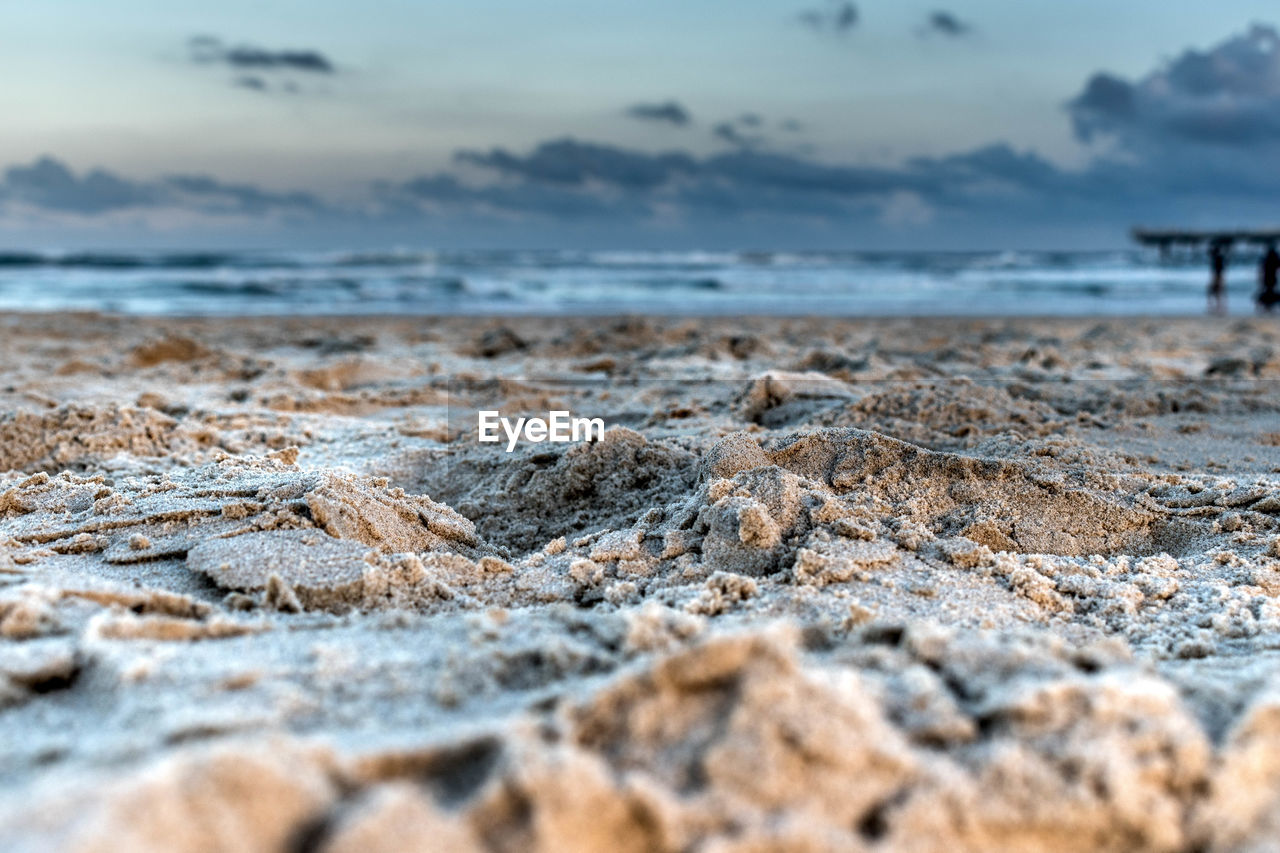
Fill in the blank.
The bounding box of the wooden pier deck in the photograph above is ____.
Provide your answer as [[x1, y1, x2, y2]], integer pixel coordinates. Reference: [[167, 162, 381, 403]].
[[1133, 228, 1280, 249]]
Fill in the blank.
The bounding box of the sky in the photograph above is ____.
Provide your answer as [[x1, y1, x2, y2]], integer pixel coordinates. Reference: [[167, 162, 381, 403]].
[[3, 1, 1280, 249]]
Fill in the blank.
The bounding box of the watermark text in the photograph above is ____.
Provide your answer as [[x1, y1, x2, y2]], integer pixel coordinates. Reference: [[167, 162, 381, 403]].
[[477, 410, 605, 452]]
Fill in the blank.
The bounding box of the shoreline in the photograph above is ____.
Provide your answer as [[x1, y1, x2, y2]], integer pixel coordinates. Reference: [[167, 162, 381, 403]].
[[4, 309, 1275, 321]]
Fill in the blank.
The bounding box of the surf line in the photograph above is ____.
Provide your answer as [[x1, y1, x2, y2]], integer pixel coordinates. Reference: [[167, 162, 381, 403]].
[[478, 410, 606, 453]]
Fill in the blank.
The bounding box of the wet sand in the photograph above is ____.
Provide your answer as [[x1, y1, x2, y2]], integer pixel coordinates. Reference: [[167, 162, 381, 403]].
[[2, 312, 1280, 851]]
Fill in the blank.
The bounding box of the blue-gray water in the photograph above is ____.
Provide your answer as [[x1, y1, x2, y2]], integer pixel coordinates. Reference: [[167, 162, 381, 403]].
[[0, 248, 1269, 316]]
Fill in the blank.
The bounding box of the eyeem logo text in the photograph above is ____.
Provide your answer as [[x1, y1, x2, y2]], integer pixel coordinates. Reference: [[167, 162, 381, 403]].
[[477, 410, 606, 452]]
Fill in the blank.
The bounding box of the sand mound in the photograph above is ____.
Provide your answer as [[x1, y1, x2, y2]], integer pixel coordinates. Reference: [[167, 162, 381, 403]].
[[603, 428, 1193, 585], [735, 371, 860, 427], [0, 625, 1227, 853], [0, 406, 200, 474], [129, 336, 214, 368], [0, 453, 483, 568], [304, 473, 479, 554], [428, 428, 698, 553], [468, 326, 528, 359], [0, 740, 337, 853], [1010, 379, 1280, 421], [554, 626, 1210, 852], [0, 639, 79, 709], [189, 530, 373, 610], [189, 530, 466, 613], [565, 627, 918, 842], [761, 428, 1185, 556], [823, 379, 1065, 448]]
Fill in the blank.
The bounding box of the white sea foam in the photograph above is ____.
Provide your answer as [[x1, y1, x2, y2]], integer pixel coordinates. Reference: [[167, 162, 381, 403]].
[[0, 248, 1262, 315]]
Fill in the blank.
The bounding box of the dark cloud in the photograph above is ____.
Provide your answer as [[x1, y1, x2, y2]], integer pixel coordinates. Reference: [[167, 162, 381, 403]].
[[0, 138, 1124, 239], [907, 144, 1071, 198], [1069, 73, 1135, 140], [222, 47, 333, 73], [4, 130, 1191, 250], [711, 114, 771, 149], [0, 156, 326, 219], [383, 110, 1280, 242], [395, 173, 651, 221], [923, 11, 972, 37], [189, 36, 336, 74], [6, 122, 1272, 246], [625, 101, 692, 126], [163, 174, 326, 216], [2, 157, 157, 214], [1068, 24, 1280, 147], [388, 135, 1070, 230], [798, 1, 858, 34], [455, 139, 697, 189], [187, 36, 336, 93]]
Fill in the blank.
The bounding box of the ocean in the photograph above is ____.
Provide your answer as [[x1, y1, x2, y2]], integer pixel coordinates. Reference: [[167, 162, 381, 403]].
[[0, 248, 1269, 316]]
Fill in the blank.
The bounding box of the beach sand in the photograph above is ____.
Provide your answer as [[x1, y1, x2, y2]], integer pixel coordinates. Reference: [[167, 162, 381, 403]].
[[1, 312, 1280, 851]]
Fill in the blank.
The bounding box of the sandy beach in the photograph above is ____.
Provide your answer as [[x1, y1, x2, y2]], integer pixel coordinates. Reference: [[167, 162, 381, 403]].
[[1, 311, 1279, 851]]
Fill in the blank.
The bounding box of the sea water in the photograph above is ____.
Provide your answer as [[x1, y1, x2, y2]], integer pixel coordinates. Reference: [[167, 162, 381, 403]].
[[0, 248, 1268, 316]]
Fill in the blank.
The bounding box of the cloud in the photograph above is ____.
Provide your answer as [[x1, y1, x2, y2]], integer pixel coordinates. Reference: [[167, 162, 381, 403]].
[[222, 47, 333, 73], [625, 101, 692, 126], [2, 157, 157, 214], [798, 1, 858, 34], [163, 174, 326, 216], [0, 156, 327, 219], [189, 36, 336, 74], [3, 124, 1268, 247], [1069, 73, 1135, 137], [922, 11, 972, 37], [10, 25, 1280, 247], [394, 173, 652, 221], [0, 136, 1161, 242], [387, 135, 1070, 231], [1068, 24, 1280, 147], [711, 114, 772, 149], [187, 36, 337, 93], [384, 116, 1280, 243], [455, 139, 697, 189]]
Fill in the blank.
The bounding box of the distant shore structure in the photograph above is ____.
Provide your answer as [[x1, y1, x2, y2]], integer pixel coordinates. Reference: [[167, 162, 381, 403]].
[[1133, 228, 1280, 257], [1133, 227, 1280, 314]]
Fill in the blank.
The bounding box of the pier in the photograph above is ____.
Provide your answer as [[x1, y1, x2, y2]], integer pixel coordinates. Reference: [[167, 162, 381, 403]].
[[1132, 228, 1280, 313], [1133, 228, 1280, 252]]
